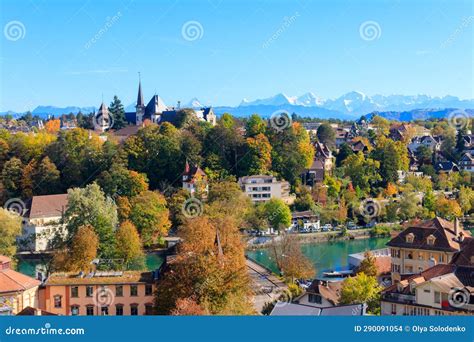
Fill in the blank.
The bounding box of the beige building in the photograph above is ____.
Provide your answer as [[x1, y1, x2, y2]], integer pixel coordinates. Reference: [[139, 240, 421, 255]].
[[381, 219, 474, 316], [238, 175, 294, 204], [39, 271, 156, 316], [386, 217, 469, 282], [20, 194, 68, 252], [0, 256, 40, 315]]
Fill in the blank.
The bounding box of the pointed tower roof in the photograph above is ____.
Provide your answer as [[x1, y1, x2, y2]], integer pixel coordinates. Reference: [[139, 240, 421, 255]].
[[136, 74, 144, 108], [98, 102, 108, 114]]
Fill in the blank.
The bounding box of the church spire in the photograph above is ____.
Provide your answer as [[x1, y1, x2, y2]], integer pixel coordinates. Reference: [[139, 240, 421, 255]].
[[136, 72, 144, 108]]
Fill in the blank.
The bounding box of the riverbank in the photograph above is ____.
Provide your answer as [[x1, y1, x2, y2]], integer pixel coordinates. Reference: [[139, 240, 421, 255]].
[[246, 229, 374, 250]]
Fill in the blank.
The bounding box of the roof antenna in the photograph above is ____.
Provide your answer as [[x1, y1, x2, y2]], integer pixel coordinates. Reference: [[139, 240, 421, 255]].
[[138, 71, 141, 82]]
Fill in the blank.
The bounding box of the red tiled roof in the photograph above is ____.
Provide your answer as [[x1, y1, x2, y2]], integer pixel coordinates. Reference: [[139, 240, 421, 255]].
[[0, 268, 40, 293], [28, 194, 68, 219]]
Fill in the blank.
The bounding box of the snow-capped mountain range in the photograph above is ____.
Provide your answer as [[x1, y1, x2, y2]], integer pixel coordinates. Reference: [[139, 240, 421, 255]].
[[236, 91, 474, 115], [2, 91, 473, 121]]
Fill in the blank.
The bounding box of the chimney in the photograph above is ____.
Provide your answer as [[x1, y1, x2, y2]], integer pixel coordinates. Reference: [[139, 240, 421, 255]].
[[454, 217, 460, 236]]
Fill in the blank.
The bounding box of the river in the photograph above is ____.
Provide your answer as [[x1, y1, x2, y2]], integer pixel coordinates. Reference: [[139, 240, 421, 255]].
[[246, 236, 390, 278]]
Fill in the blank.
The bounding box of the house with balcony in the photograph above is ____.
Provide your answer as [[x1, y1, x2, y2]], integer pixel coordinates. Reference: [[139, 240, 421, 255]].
[[238, 175, 294, 204], [386, 217, 471, 282], [289, 211, 320, 232], [381, 236, 474, 316], [182, 161, 208, 197], [459, 152, 474, 173], [39, 270, 157, 316]]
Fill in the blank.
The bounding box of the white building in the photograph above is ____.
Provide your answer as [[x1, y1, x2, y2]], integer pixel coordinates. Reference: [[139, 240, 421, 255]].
[[238, 175, 294, 204], [19, 194, 68, 252]]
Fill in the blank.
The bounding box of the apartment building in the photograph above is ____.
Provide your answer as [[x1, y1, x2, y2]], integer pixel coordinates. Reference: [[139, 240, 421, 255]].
[[238, 175, 294, 204]]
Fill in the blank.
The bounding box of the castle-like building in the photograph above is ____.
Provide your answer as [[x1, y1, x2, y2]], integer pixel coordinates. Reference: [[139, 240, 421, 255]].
[[124, 79, 216, 126]]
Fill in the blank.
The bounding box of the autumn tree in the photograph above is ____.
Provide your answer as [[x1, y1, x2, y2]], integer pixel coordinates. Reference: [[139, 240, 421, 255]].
[[435, 196, 462, 220], [356, 251, 378, 277], [53, 225, 99, 272], [343, 153, 381, 193], [241, 133, 272, 175], [21, 157, 61, 198], [155, 216, 252, 315], [270, 233, 315, 282], [1, 157, 23, 197], [44, 119, 61, 134], [98, 164, 148, 198], [114, 220, 145, 269], [129, 191, 171, 246], [171, 297, 207, 315]]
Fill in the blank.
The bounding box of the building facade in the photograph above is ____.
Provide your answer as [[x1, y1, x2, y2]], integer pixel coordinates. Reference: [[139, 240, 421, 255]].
[[19, 194, 69, 252], [238, 175, 294, 204], [39, 271, 157, 316]]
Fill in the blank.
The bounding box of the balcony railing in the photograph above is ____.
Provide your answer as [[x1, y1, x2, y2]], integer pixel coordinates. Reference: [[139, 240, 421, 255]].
[[383, 293, 416, 303]]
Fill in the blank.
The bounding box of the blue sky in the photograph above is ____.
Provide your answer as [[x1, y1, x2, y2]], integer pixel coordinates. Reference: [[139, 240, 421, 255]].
[[0, 0, 473, 112]]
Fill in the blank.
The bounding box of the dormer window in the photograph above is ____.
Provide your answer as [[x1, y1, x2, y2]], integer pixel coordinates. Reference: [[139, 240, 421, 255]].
[[406, 233, 414, 243], [427, 235, 436, 246]]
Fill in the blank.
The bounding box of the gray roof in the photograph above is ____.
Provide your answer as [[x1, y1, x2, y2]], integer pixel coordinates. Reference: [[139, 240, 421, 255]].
[[270, 302, 366, 316]]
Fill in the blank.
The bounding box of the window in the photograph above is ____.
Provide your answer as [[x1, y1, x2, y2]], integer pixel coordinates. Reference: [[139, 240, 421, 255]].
[[71, 306, 79, 316], [427, 235, 436, 246], [145, 284, 153, 296], [86, 306, 94, 316], [101, 306, 109, 316], [54, 295, 62, 308], [130, 285, 138, 297], [71, 286, 79, 298], [439, 254, 444, 263], [145, 304, 154, 315], [86, 286, 94, 297], [434, 291, 441, 304], [308, 293, 322, 304], [406, 252, 413, 260], [424, 289, 431, 293], [115, 305, 124, 316], [130, 304, 138, 316], [406, 233, 414, 243], [391, 304, 396, 315], [116, 285, 123, 297]]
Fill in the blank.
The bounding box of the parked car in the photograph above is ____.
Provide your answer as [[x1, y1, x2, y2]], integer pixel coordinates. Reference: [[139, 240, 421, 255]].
[[309, 225, 320, 233], [321, 224, 332, 232], [347, 222, 357, 230]]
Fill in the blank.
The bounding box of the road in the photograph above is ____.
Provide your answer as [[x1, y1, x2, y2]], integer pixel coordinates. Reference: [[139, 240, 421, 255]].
[[246, 258, 288, 314]]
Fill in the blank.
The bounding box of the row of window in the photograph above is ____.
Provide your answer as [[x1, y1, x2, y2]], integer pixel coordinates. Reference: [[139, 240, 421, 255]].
[[70, 284, 153, 299], [70, 304, 154, 316], [390, 249, 446, 263]]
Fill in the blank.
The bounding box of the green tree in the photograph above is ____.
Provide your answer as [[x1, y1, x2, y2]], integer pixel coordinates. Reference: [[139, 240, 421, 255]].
[[340, 273, 382, 314], [64, 183, 118, 259], [2, 157, 24, 197], [316, 123, 336, 148], [0, 208, 22, 258], [263, 198, 291, 231], [109, 95, 127, 130], [98, 164, 148, 198], [343, 153, 381, 192], [245, 114, 266, 137], [242, 133, 272, 175]]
